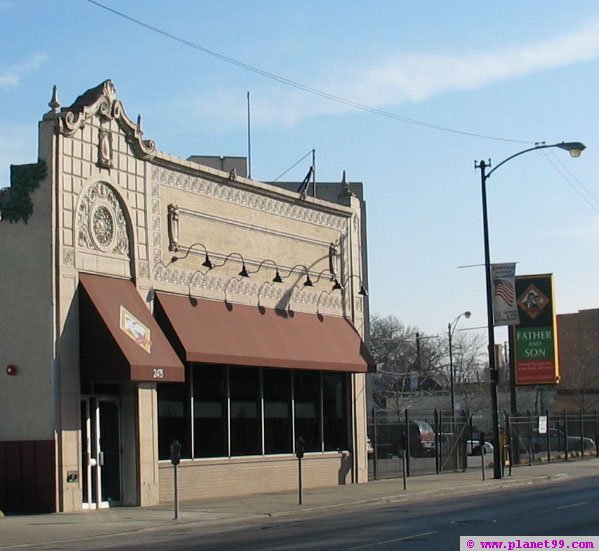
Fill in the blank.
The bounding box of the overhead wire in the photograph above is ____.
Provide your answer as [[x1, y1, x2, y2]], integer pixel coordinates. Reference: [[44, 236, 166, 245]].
[[539, 150, 599, 215], [86, 0, 532, 145], [269, 150, 313, 183]]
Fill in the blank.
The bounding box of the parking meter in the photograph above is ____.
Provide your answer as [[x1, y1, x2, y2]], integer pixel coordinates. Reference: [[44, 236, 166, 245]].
[[479, 432, 486, 481], [399, 431, 408, 452], [295, 436, 305, 504], [295, 436, 305, 459], [399, 431, 408, 491], [170, 440, 181, 466], [479, 432, 486, 452], [170, 440, 181, 519]]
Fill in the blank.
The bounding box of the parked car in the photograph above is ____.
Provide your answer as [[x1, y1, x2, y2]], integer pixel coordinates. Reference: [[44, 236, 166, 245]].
[[529, 429, 595, 453], [371, 419, 437, 459], [407, 420, 436, 457], [466, 440, 494, 456]]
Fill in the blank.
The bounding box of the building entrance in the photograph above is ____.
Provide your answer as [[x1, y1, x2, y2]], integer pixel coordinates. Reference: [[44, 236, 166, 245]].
[[80, 396, 122, 508]]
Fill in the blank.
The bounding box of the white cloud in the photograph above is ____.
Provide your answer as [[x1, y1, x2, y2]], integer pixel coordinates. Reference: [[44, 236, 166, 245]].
[[343, 21, 599, 106], [193, 20, 599, 129], [0, 53, 48, 89]]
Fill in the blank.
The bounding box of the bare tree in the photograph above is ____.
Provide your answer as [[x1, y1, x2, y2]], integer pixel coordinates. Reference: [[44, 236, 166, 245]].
[[369, 315, 445, 414], [447, 332, 488, 414]]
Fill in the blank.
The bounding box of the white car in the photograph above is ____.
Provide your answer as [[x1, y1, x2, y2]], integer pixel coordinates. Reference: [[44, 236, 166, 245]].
[[467, 440, 494, 456]]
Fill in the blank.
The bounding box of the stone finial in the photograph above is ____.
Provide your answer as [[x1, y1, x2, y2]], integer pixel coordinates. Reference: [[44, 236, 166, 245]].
[[48, 85, 60, 113], [339, 170, 355, 197], [137, 114, 143, 134]]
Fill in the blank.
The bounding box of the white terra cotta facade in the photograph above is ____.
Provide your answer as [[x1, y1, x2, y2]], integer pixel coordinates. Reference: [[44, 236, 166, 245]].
[[0, 80, 373, 513]]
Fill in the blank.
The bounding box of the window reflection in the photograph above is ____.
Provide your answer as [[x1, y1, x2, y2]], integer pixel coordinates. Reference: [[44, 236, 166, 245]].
[[194, 365, 227, 458], [294, 371, 322, 452], [157, 366, 349, 459], [230, 366, 261, 456], [157, 381, 191, 460], [264, 369, 292, 454]]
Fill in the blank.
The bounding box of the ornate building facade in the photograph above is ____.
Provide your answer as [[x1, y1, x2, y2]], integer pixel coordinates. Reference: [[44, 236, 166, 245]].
[[0, 81, 374, 513]]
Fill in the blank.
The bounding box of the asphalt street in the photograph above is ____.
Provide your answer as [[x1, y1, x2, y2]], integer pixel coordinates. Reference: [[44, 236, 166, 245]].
[[11, 472, 599, 551]]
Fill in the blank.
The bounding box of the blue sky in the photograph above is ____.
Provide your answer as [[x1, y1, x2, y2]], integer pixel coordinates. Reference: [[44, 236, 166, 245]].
[[1, 1, 598, 340]]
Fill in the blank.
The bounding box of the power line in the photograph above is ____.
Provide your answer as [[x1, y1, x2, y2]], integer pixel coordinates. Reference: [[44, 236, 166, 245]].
[[86, 0, 533, 145], [269, 150, 313, 183], [540, 150, 599, 215]]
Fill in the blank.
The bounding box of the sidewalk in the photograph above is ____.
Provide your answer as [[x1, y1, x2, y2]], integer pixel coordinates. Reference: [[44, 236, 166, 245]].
[[1, 459, 597, 549]]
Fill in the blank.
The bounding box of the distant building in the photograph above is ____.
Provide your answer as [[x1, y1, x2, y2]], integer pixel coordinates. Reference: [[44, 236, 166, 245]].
[[0, 81, 375, 513], [555, 309, 599, 412]]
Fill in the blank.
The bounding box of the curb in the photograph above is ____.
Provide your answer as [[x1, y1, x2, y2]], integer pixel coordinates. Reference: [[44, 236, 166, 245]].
[[267, 471, 575, 519]]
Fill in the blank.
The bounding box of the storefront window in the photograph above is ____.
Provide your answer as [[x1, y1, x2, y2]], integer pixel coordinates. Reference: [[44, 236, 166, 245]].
[[294, 371, 322, 452], [323, 372, 349, 451], [157, 366, 350, 459], [263, 369, 292, 454], [157, 382, 191, 460], [193, 365, 228, 458], [230, 366, 262, 456]]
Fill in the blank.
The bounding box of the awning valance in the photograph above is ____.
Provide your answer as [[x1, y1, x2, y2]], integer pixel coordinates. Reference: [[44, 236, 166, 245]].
[[79, 274, 184, 383], [154, 292, 376, 373]]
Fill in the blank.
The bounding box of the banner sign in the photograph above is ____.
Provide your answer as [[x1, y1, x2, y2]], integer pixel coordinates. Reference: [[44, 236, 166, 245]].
[[511, 274, 559, 385], [491, 263, 519, 326], [120, 305, 152, 353]]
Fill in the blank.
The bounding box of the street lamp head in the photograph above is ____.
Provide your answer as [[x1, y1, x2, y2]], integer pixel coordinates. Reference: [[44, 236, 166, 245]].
[[556, 142, 586, 158], [464, 311, 471, 319]]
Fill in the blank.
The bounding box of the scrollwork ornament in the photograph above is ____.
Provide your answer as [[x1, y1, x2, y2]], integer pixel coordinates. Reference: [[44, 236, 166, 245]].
[[63, 247, 74, 265], [98, 99, 111, 121], [77, 182, 130, 257]]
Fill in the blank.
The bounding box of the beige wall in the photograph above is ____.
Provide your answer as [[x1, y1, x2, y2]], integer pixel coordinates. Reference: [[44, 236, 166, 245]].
[[158, 453, 353, 503], [3, 80, 370, 511], [0, 123, 54, 441]]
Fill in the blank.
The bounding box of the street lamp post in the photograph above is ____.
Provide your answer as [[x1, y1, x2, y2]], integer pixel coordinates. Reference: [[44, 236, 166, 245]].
[[448, 311, 471, 418], [475, 141, 585, 480]]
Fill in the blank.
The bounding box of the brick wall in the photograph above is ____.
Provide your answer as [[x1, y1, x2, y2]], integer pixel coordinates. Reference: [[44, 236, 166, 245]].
[[158, 453, 352, 503]]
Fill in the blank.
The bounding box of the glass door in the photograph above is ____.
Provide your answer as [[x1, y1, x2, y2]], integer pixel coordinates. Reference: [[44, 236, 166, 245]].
[[81, 396, 122, 509]]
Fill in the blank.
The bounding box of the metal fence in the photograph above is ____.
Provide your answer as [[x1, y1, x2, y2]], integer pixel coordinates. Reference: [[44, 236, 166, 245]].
[[368, 409, 599, 481], [508, 411, 599, 466], [368, 410, 469, 480]]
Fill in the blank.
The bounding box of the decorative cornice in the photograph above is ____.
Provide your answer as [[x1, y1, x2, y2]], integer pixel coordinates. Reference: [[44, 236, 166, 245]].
[[151, 263, 343, 310], [45, 80, 156, 160], [152, 165, 348, 231]]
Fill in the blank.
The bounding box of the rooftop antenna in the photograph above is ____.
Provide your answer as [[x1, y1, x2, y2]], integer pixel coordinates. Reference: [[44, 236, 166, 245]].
[[297, 165, 313, 200], [247, 91, 252, 179], [296, 149, 316, 199], [311, 148, 316, 197]]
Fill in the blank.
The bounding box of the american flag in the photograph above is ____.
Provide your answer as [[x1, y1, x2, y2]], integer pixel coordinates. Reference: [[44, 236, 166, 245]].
[[494, 278, 515, 306]]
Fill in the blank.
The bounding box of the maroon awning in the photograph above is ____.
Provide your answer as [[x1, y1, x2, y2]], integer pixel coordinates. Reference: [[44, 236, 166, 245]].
[[154, 292, 376, 373], [79, 274, 184, 383]]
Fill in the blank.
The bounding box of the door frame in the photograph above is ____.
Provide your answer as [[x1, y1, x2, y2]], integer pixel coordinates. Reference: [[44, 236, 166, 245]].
[[81, 395, 122, 509]]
